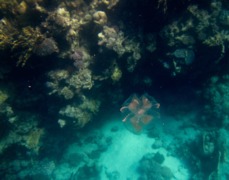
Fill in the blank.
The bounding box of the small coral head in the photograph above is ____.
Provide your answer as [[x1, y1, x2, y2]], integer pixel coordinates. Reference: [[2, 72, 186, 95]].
[[70, 49, 84, 61]]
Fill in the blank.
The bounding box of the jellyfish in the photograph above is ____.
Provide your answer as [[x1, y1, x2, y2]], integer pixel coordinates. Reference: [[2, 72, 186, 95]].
[[120, 93, 160, 134]]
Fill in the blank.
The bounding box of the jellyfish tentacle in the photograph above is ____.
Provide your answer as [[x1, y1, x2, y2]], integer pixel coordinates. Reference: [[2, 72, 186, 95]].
[[120, 106, 128, 112], [122, 113, 131, 122]]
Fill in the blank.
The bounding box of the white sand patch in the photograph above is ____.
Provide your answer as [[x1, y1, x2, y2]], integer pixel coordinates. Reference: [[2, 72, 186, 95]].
[[99, 121, 154, 179], [99, 119, 190, 179], [163, 155, 189, 179]]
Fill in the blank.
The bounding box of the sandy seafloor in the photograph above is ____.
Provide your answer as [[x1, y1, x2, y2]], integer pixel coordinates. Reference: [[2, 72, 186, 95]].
[[51, 112, 201, 180], [98, 119, 190, 180], [16, 106, 229, 180]]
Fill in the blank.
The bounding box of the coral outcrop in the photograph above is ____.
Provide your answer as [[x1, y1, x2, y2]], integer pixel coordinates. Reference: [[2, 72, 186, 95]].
[[59, 95, 100, 128]]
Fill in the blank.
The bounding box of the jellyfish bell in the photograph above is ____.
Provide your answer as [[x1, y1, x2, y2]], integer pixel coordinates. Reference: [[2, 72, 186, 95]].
[[141, 114, 153, 125], [124, 115, 143, 134], [120, 93, 160, 134], [128, 98, 140, 113], [124, 114, 154, 134], [141, 95, 152, 110], [120, 94, 140, 114], [142, 93, 160, 110], [137, 108, 146, 115], [130, 117, 142, 131]]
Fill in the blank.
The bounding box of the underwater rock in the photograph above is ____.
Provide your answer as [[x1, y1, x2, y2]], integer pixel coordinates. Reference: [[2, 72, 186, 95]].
[[173, 48, 195, 65], [152, 139, 163, 149], [153, 152, 165, 164], [18, 159, 55, 179], [64, 152, 86, 167], [34, 38, 59, 56], [138, 153, 173, 180], [105, 170, 120, 180], [110, 126, 119, 132], [52, 163, 72, 180], [71, 163, 101, 179]]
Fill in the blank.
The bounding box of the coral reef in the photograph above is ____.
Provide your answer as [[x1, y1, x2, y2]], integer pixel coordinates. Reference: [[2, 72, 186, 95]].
[[0, 18, 18, 50], [47, 67, 94, 100], [180, 128, 229, 179], [0, 19, 48, 66], [160, 1, 229, 75], [0, 113, 42, 154], [2, 0, 229, 179], [46, 46, 93, 103], [14, 26, 45, 66], [203, 75, 229, 127], [98, 25, 141, 72], [59, 95, 100, 128], [0, 0, 119, 66], [68, 69, 94, 90]]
